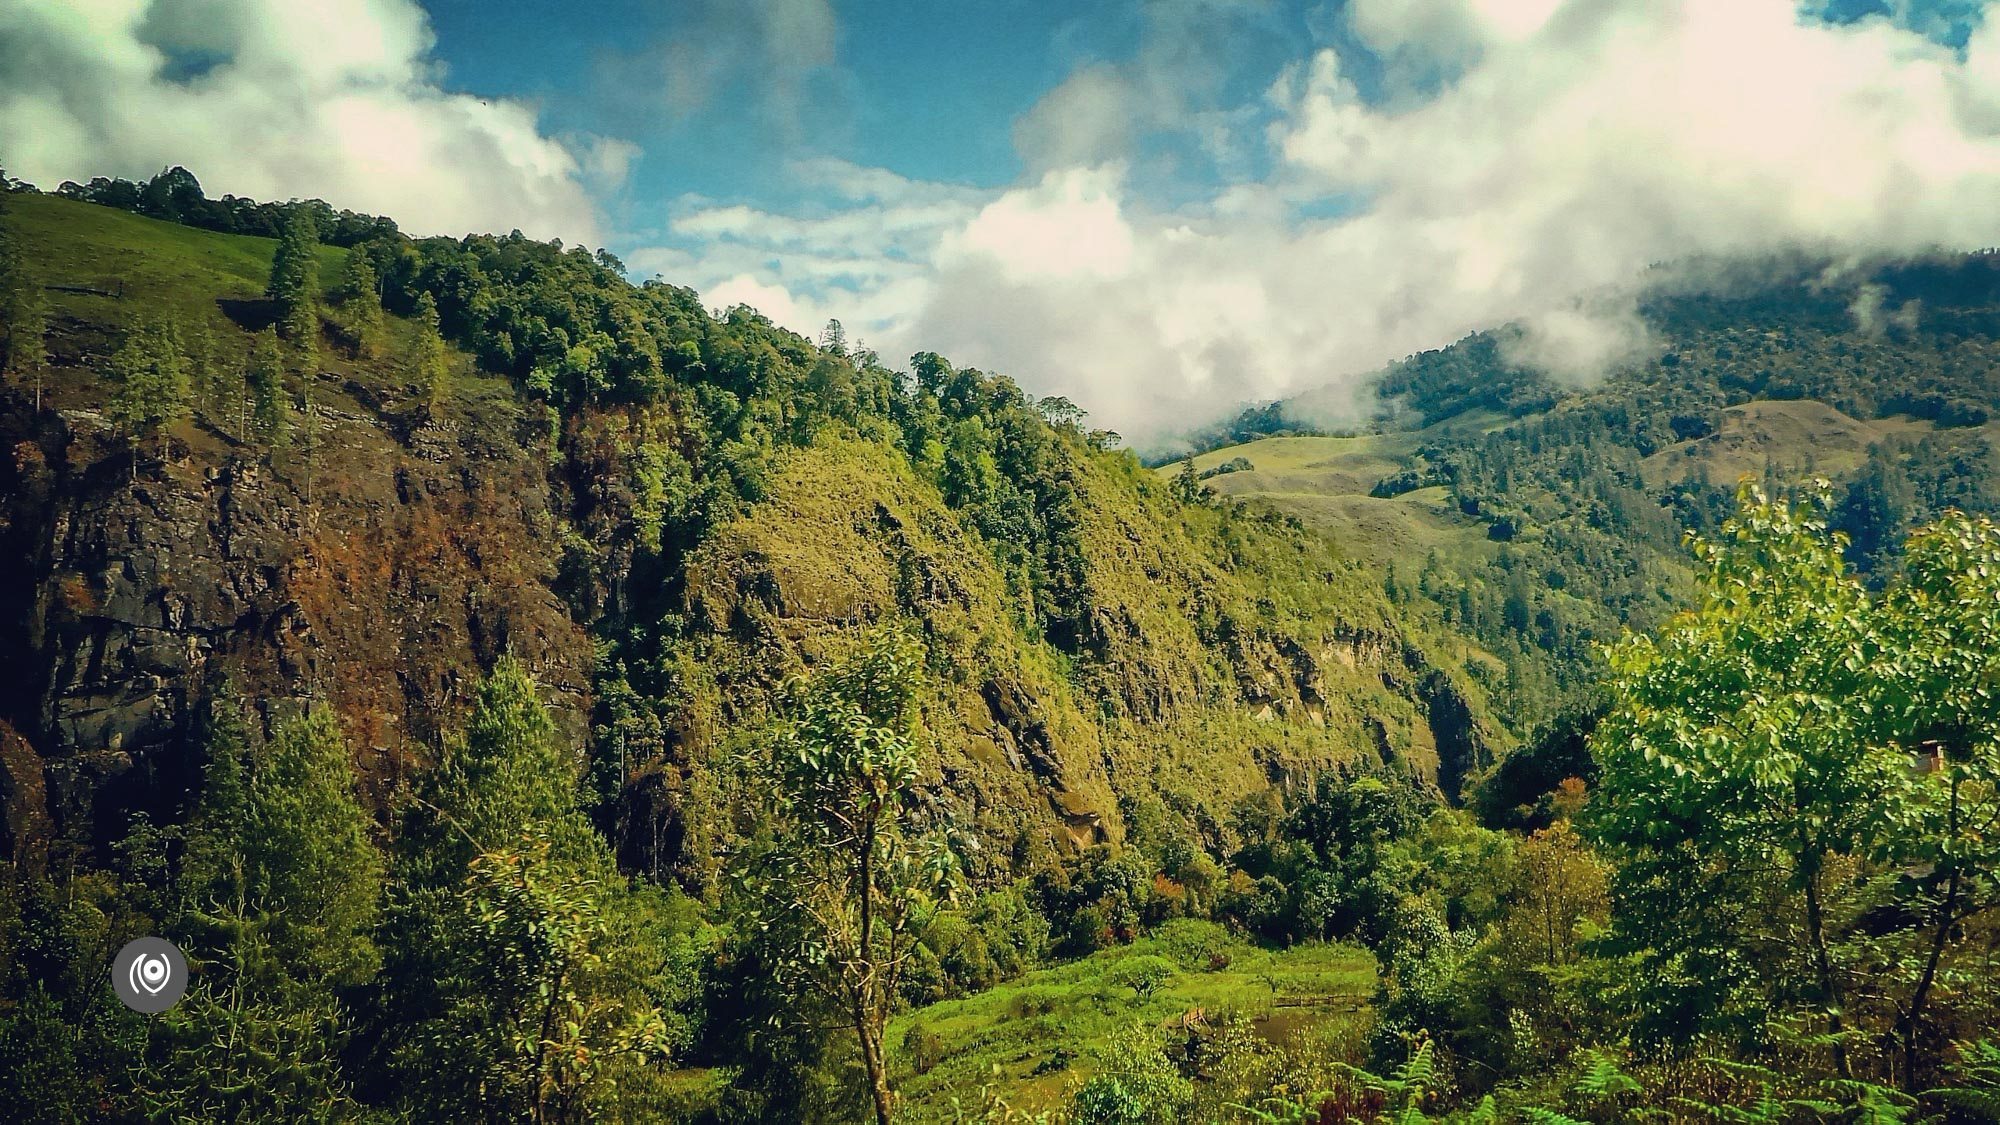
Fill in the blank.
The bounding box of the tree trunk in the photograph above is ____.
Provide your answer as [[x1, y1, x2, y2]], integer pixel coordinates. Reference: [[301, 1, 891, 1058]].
[[1900, 766, 1963, 1091], [856, 817, 893, 1125], [1801, 861, 1853, 1080]]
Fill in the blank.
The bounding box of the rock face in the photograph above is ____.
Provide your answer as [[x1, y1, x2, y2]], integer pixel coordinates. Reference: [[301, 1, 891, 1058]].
[[0, 379, 592, 859]]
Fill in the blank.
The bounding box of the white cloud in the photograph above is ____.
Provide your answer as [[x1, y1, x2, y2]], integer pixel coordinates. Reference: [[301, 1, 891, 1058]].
[[616, 0, 2000, 449], [0, 0, 619, 242], [942, 167, 1137, 284]]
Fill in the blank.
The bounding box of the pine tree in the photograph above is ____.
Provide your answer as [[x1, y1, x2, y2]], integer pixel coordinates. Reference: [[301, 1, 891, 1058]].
[[0, 226, 51, 409], [267, 207, 319, 343], [248, 328, 288, 449], [413, 292, 448, 418], [296, 362, 323, 507], [8, 274, 49, 411], [180, 318, 218, 419], [105, 318, 191, 477], [145, 701, 383, 1120], [335, 249, 383, 357]]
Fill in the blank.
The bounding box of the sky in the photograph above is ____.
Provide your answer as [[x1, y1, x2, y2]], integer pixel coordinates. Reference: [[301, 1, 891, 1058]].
[[4, 0, 2000, 446]]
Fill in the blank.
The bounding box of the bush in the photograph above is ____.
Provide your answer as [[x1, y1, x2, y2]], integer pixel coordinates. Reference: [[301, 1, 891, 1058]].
[[1109, 955, 1177, 998]]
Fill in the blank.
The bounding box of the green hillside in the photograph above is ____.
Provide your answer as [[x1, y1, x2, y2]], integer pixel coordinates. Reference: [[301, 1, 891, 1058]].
[[2, 176, 1998, 1124], [0, 185, 1510, 1122]]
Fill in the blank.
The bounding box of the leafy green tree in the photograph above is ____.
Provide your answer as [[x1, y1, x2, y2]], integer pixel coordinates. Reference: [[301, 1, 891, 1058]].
[[105, 317, 191, 476], [382, 659, 685, 1123], [1590, 485, 2000, 1086], [1872, 511, 2000, 1088], [738, 626, 958, 1125], [267, 207, 319, 341], [1590, 485, 1888, 1074]]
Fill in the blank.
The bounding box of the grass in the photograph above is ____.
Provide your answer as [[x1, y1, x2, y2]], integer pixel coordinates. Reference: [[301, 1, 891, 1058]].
[[1638, 398, 1943, 487], [887, 920, 1376, 1121], [3, 192, 486, 435], [7, 191, 345, 334], [1155, 427, 1499, 569]]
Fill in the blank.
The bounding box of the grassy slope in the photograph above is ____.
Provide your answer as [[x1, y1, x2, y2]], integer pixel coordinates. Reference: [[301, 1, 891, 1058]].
[[1161, 427, 1498, 570], [10, 191, 344, 329], [1175, 398, 1995, 573], [888, 922, 1376, 1121], [673, 436, 1469, 881], [8, 193, 484, 453], [1638, 398, 1963, 486]]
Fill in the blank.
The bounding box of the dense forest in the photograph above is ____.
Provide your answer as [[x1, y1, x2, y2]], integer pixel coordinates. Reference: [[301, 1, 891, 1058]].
[[0, 167, 1996, 1123]]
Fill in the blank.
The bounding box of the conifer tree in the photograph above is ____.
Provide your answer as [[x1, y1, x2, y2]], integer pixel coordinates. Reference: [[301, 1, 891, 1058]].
[[296, 362, 323, 507], [180, 318, 218, 418], [380, 659, 683, 1122], [335, 249, 383, 357], [1, 227, 51, 409], [267, 207, 319, 343], [248, 328, 288, 449], [105, 318, 191, 476], [145, 700, 383, 1120], [413, 291, 448, 418]]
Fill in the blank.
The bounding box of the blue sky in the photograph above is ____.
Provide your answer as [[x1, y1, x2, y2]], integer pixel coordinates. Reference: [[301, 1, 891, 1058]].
[[4, 0, 2000, 443]]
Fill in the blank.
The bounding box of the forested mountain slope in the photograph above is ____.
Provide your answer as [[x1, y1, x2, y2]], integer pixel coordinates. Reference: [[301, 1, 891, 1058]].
[[1176, 255, 2000, 731], [0, 187, 1494, 889], [6, 174, 1999, 1124]]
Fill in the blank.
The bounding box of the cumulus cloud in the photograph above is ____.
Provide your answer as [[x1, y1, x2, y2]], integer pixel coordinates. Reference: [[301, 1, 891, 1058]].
[[0, 0, 617, 242], [639, 0, 2000, 448]]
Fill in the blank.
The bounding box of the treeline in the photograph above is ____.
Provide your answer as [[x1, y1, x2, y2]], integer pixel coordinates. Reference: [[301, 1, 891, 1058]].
[[17, 165, 403, 248]]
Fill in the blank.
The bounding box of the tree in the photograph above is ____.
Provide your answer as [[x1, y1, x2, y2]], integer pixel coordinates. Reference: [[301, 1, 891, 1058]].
[[1591, 485, 1888, 1073], [335, 249, 383, 357], [1589, 484, 2000, 1085], [248, 328, 288, 449], [1171, 458, 1207, 505], [739, 626, 958, 1125], [382, 659, 685, 1123], [1, 226, 51, 409], [144, 700, 383, 1121], [1500, 821, 1608, 968], [1871, 510, 2000, 1089], [105, 318, 191, 476], [295, 357, 325, 508], [267, 207, 319, 342], [820, 318, 847, 357], [413, 292, 449, 418]]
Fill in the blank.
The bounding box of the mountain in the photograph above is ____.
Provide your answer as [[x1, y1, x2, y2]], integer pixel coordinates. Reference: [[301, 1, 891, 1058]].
[[0, 188, 1496, 887], [7, 176, 2000, 1122], [1166, 255, 2000, 733]]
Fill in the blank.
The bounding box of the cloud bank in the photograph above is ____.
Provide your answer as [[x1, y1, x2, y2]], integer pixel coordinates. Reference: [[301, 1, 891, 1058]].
[[647, 0, 2000, 448], [0, 0, 616, 242]]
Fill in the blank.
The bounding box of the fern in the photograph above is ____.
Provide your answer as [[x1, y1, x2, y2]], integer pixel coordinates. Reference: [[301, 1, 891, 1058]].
[[1923, 1039, 2000, 1123], [1573, 1049, 1642, 1101]]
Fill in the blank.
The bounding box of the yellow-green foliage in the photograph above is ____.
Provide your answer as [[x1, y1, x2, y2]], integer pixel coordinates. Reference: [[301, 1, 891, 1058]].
[[671, 431, 1494, 882], [884, 920, 1376, 1121]]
